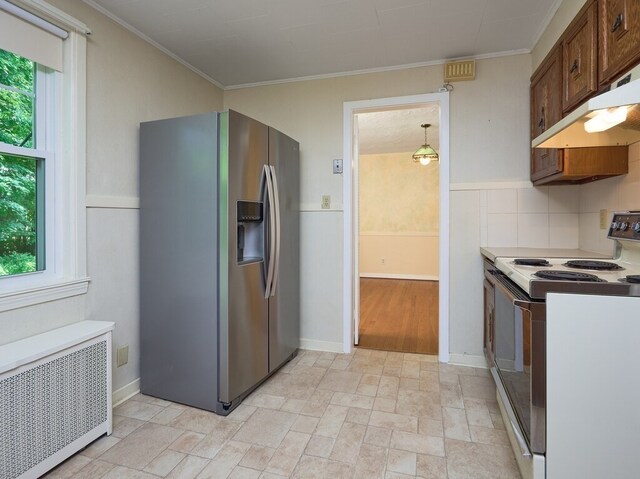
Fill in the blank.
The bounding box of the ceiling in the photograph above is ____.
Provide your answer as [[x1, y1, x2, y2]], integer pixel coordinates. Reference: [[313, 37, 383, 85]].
[[88, 0, 559, 88], [357, 105, 439, 155]]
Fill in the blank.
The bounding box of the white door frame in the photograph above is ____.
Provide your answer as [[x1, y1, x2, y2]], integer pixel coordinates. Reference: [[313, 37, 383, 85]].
[[342, 92, 450, 363]]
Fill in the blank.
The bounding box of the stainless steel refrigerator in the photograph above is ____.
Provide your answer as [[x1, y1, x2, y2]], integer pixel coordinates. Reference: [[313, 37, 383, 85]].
[[139, 110, 300, 415]]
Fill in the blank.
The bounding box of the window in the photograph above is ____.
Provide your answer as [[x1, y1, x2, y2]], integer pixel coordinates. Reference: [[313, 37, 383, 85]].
[[0, 49, 46, 277], [0, 1, 90, 310]]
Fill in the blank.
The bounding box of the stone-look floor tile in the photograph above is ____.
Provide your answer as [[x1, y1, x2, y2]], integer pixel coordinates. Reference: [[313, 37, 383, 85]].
[[280, 399, 307, 414], [165, 455, 210, 479], [44, 454, 92, 478], [445, 438, 520, 479], [369, 410, 418, 433], [305, 435, 335, 458], [99, 423, 183, 469], [474, 367, 492, 378], [101, 466, 158, 478], [439, 364, 476, 377], [169, 408, 232, 435], [149, 406, 184, 425], [417, 453, 448, 479], [133, 394, 173, 407], [401, 360, 421, 379], [239, 445, 276, 471], [419, 417, 444, 438], [399, 378, 420, 391], [114, 400, 163, 421], [196, 441, 251, 479], [345, 407, 371, 425], [264, 452, 301, 476], [387, 449, 417, 475], [373, 397, 396, 413], [232, 408, 297, 448], [466, 409, 494, 428], [330, 392, 374, 409], [385, 471, 414, 478], [459, 375, 496, 401], [291, 415, 320, 434], [315, 358, 334, 369], [229, 466, 261, 479], [191, 419, 243, 458], [72, 459, 115, 479], [244, 393, 287, 410], [490, 413, 505, 430], [80, 435, 121, 458], [330, 358, 351, 370], [353, 443, 387, 479], [112, 416, 146, 438], [228, 404, 258, 422], [439, 372, 460, 386], [420, 361, 440, 372], [469, 426, 510, 446], [443, 407, 471, 441], [383, 365, 402, 377], [348, 360, 384, 376], [377, 376, 399, 398], [390, 430, 445, 457], [440, 383, 464, 409], [169, 431, 206, 453], [329, 422, 366, 464], [364, 426, 392, 448], [463, 397, 489, 412], [291, 455, 355, 479], [486, 400, 501, 415], [357, 374, 381, 396], [259, 473, 288, 479], [396, 389, 442, 418], [143, 449, 185, 477], [267, 432, 314, 476], [317, 370, 363, 393], [314, 405, 348, 438]]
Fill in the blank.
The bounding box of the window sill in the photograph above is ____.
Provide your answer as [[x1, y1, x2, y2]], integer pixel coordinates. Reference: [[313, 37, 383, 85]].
[[0, 277, 90, 313]]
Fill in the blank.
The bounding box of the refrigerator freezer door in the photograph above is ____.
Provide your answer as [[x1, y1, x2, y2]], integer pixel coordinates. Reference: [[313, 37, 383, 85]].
[[268, 128, 300, 372], [219, 110, 270, 404]]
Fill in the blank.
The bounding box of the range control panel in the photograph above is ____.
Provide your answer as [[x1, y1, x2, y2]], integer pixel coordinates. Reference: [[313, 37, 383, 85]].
[[608, 212, 640, 240]]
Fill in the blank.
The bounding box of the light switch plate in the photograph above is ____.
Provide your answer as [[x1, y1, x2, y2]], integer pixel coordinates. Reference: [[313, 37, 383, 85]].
[[332, 159, 343, 174], [321, 195, 331, 209], [117, 345, 129, 367]]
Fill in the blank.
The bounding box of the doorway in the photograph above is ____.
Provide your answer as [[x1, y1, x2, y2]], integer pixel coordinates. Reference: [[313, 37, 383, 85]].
[[355, 107, 440, 354], [342, 93, 450, 362]]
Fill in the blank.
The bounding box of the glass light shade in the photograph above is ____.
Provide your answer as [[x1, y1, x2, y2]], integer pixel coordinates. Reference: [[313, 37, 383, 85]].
[[584, 106, 628, 133], [412, 144, 439, 165]]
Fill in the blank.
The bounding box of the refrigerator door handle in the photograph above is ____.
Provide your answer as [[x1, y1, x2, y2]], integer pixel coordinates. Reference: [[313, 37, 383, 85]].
[[269, 165, 281, 297], [263, 165, 276, 298]]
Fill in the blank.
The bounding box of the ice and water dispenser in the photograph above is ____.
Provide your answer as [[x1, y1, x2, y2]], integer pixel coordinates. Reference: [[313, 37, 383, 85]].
[[236, 201, 263, 264]]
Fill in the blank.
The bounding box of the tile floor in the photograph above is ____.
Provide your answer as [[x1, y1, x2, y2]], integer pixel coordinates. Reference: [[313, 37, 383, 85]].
[[45, 349, 521, 479]]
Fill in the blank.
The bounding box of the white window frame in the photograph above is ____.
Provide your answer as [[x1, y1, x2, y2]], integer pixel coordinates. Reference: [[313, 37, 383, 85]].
[[0, 1, 90, 312]]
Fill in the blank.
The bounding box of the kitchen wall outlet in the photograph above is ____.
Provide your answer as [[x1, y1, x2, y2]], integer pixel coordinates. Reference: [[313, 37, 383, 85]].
[[321, 195, 331, 209], [600, 209, 608, 229], [332, 159, 343, 174], [117, 345, 129, 367]]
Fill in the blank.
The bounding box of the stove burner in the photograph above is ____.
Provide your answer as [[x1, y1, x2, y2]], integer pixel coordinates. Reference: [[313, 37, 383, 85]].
[[622, 275, 640, 284], [534, 270, 606, 282], [514, 258, 550, 266], [563, 260, 623, 271]]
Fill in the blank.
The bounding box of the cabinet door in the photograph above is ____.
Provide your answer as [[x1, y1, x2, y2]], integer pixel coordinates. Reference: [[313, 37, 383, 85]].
[[599, 0, 640, 84], [563, 1, 598, 113], [531, 47, 563, 182]]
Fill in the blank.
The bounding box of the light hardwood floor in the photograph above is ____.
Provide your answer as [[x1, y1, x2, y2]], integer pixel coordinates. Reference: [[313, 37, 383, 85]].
[[358, 278, 439, 355]]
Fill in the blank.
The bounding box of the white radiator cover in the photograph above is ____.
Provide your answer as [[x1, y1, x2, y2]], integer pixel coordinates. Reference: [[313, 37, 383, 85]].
[[0, 321, 114, 479]]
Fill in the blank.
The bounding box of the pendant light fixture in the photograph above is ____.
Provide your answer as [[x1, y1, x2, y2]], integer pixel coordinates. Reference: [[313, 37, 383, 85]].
[[412, 123, 439, 166]]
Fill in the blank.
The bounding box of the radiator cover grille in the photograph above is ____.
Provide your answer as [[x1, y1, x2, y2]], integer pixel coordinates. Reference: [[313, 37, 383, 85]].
[[0, 341, 108, 479]]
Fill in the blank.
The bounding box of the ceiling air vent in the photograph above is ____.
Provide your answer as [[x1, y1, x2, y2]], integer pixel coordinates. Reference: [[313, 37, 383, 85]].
[[444, 60, 476, 82]]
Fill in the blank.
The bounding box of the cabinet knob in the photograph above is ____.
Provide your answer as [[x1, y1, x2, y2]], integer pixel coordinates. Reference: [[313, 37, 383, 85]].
[[611, 13, 623, 33], [569, 59, 579, 74]]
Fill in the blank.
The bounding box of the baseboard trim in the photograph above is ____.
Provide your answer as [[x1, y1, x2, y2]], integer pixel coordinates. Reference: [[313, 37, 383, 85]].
[[359, 273, 439, 281], [448, 353, 488, 368], [112, 378, 140, 407], [299, 338, 344, 353]]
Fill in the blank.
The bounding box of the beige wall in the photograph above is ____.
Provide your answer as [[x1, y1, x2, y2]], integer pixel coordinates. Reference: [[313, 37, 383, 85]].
[[359, 151, 439, 278], [225, 53, 532, 354], [0, 0, 223, 392]]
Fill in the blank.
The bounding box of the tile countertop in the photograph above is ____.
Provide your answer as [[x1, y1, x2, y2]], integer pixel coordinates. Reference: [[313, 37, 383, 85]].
[[480, 247, 612, 263]]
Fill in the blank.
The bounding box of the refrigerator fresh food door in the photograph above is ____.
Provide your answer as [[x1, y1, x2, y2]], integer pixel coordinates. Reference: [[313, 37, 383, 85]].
[[219, 110, 270, 404], [268, 127, 300, 372]]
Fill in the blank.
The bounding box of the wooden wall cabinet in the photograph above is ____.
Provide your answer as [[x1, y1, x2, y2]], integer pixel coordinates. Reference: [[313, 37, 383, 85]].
[[563, 1, 598, 113], [531, 47, 564, 182], [599, 0, 640, 84]]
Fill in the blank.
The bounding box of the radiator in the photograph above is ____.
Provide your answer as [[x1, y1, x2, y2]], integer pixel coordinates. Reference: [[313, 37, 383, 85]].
[[0, 321, 114, 479]]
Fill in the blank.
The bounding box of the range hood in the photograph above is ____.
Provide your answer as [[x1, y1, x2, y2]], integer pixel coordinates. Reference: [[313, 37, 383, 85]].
[[533, 66, 640, 149]]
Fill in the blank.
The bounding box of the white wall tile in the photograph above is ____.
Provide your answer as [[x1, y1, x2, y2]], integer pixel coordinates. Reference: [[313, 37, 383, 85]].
[[517, 213, 549, 248], [618, 159, 640, 211], [579, 212, 602, 253], [487, 213, 518, 247], [579, 176, 622, 213], [549, 214, 579, 249], [517, 186, 548, 213], [487, 189, 517, 214], [548, 185, 580, 213]]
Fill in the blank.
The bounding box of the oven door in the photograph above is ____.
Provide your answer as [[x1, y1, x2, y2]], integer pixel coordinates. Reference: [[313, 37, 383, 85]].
[[491, 272, 546, 456]]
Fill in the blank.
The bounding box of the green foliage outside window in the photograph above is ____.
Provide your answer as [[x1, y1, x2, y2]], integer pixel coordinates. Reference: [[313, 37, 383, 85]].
[[0, 49, 38, 276]]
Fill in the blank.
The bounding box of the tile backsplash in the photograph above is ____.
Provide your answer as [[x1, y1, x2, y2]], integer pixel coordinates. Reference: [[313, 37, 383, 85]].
[[481, 142, 640, 254]]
